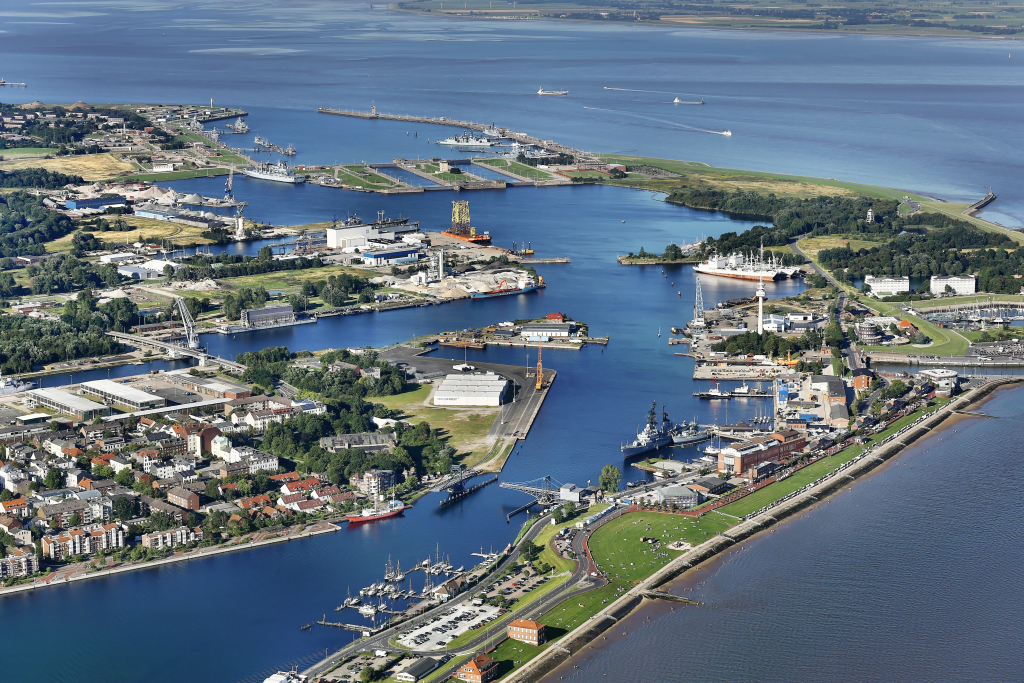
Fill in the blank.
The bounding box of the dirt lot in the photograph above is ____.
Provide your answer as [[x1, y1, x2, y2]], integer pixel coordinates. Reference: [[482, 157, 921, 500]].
[[0, 153, 134, 181]]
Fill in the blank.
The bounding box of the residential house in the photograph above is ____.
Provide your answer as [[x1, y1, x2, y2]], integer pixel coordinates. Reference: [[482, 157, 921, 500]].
[[38, 499, 93, 527], [41, 523, 124, 560], [508, 619, 547, 646], [166, 487, 200, 512], [455, 654, 498, 683], [108, 456, 133, 474], [0, 515, 32, 545], [140, 526, 203, 550], [0, 497, 31, 518], [0, 546, 39, 577], [349, 469, 396, 497], [139, 496, 185, 523]]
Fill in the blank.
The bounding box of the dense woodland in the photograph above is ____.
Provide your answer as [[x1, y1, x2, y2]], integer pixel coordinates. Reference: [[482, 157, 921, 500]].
[[0, 169, 83, 189], [667, 189, 898, 265], [817, 219, 1024, 293], [0, 315, 122, 373], [0, 192, 78, 257]]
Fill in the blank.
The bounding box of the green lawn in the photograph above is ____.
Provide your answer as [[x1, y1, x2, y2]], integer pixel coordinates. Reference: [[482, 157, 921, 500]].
[[335, 165, 398, 188], [588, 511, 733, 582], [367, 384, 501, 467], [479, 159, 554, 181], [718, 446, 865, 518], [852, 296, 970, 356]]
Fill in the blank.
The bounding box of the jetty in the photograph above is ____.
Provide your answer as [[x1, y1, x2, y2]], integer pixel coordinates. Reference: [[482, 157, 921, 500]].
[[317, 106, 592, 163]]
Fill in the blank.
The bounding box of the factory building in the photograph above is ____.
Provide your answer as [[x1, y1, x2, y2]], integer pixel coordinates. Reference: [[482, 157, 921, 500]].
[[81, 379, 167, 411], [433, 373, 510, 407], [360, 246, 421, 267], [930, 274, 976, 296], [240, 304, 296, 328], [26, 388, 109, 421]]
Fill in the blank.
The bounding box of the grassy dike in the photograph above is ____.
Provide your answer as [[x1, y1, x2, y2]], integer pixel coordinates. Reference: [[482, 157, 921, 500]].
[[501, 381, 1013, 683]]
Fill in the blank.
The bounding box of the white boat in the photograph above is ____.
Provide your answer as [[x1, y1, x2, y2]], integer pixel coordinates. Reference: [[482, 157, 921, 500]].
[[537, 87, 568, 96], [721, 130, 733, 136], [241, 160, 305, 184], [694, 242, 786, 281], [358, 604, 377, 617]]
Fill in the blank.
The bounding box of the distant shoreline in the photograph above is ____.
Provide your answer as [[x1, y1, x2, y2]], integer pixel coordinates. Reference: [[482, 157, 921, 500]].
[[387, 7, 1017, 41]]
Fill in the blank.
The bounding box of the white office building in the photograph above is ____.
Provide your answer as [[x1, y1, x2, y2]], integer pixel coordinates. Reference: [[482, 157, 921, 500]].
[[931, 274, 977, 296], [864, 275, 910, 298], [433, 373, 510, 407]]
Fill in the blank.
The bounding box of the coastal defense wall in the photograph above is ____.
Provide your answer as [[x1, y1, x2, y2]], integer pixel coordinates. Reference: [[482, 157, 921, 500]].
[[507, 378, 1019, 683]]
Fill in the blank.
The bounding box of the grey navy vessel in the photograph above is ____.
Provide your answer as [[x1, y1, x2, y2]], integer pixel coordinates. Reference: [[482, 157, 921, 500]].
[[621, 402, 673, 456]]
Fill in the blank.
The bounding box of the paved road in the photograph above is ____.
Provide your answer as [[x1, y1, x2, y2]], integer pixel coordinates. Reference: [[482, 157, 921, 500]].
[[790, 239, 860, 372]]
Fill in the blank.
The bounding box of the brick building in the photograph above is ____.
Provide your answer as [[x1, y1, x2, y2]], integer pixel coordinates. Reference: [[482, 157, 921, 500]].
[[508, 619, 546, 645]]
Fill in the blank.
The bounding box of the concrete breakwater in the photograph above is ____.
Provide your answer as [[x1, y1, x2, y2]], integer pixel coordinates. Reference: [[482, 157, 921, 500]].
[[317, 107, 588, 161], [505, 378, 1018, 683]]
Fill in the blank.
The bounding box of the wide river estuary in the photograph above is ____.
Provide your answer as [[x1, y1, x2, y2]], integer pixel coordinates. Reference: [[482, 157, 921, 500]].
[[0, 3, 1021, 681]]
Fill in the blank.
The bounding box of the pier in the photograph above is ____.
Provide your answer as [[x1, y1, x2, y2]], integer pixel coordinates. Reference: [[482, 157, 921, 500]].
[[317, 106, 597, 165], [439, 475, 498, 507]]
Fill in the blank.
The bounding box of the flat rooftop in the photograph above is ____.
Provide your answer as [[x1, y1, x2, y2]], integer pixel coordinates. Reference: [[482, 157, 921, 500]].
[[81, 379, 165, 405], [27, 387, 106, 413]]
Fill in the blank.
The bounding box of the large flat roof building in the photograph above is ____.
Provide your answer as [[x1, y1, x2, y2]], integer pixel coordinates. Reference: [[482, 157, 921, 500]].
[[931, 274, 976, 296], [81, 379, 167, 411], [26, 388, 109, 421], [240, 304, 295, 329], [864, 275, 910, 298], [433, 373, 510, 407]]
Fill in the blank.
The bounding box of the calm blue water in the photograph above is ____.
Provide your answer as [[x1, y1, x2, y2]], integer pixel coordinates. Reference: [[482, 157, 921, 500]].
[[546, 386, 1024, 683], [0, 3, 1020, 682], [0, 1, 1021, 224]]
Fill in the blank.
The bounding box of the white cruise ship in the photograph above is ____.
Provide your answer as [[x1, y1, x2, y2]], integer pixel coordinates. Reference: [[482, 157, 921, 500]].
[[693, 243, 789, 281], [241, 161, 305, 184]]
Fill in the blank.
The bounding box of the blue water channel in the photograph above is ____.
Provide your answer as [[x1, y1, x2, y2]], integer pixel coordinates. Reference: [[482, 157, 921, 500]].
[[0, 3, 1020, 681]]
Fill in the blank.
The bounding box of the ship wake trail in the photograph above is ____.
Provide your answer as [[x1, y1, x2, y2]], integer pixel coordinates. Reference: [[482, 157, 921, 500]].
[[583, 106, 732, 136], [604, 87, 679, 95]]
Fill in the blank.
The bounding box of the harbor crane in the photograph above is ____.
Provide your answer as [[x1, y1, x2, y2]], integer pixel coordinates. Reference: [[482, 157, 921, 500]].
[[500, 475, 564, 505], [535, 341, 543, 390], [175, 296, 200, 350]]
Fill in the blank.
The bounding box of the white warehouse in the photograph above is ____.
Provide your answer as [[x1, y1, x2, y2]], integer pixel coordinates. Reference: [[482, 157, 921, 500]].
[[433, 373, 510, 407]]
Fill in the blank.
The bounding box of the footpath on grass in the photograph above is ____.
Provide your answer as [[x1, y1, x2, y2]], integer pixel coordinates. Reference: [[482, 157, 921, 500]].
[[503, 377, 1017, 683]]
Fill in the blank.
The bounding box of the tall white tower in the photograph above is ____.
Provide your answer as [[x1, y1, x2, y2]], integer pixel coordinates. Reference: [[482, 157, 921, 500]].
[[756, 276, 766, 335]]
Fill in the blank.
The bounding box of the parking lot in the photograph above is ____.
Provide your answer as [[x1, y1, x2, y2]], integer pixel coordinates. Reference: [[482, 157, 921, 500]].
[[482, 566, 549, 602], [396, 603, 503, 651]]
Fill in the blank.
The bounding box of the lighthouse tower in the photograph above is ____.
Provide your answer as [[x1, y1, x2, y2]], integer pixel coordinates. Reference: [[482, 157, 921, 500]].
[[756, 277, 766, 335]]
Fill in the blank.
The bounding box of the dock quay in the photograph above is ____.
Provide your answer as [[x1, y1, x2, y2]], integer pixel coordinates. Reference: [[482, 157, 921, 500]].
[[317, 106, 593, 163], [692, 363, 785, 380], [440, 340, 486, 349], [317, 617, 381, 634], [522, 257, 571, 264], [966, 191, 997, 216]]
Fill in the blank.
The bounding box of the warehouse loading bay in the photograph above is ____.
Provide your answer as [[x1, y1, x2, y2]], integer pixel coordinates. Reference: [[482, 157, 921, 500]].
[[380, 349, 554, 440]]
